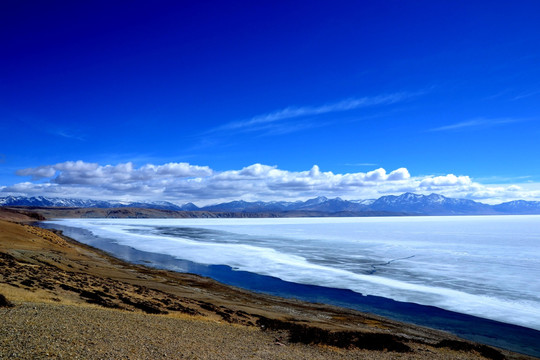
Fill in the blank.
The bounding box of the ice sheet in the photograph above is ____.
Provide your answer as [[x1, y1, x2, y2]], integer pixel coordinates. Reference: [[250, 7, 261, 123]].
[[47, 215, 540, 330]]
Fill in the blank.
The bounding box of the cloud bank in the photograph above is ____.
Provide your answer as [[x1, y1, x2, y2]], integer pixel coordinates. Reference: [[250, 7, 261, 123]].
[[3, 160, 538, 205]]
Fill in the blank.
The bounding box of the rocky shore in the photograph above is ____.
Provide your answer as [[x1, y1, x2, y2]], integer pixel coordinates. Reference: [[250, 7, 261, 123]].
[[0, 209, 536, 359]]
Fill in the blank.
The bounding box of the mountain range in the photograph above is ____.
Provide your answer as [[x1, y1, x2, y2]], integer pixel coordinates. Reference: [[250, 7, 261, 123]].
[[0, 196, 185, 211], [2, 193, 540, 216]]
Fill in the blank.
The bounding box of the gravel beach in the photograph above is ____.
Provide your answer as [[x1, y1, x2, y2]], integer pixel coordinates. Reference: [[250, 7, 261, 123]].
[[1, 302, 491, 360]]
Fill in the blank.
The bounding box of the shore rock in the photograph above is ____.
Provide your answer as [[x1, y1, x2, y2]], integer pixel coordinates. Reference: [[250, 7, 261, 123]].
[[0, 294, 14, 308]]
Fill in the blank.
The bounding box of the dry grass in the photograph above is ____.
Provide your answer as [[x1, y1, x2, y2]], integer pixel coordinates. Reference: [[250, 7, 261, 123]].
[[0, 284, 83, 306]]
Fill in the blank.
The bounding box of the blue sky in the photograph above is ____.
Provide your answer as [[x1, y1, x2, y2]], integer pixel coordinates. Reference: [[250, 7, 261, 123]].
[[1, 1, 540, 204]]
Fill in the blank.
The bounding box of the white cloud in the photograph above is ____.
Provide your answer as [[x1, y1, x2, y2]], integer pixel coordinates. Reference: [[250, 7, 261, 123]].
[[16, 166, 57, 180], [55, 160, 99, 172], [387, 168, 410, 181], [365, 168, 387, 182], [140, 163, 212, 178], [419, 174, 472, 187], [16, 161, 212, 187], [4, 160, 540, 205]]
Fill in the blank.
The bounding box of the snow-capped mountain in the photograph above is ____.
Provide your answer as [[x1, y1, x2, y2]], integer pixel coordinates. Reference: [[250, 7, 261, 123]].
[[178, 202, 200, 211], [493, 200, 540, 214], [200, 193, 540, 214], [201, 200, 297, 212], [293, 197, 368, 212], [0, 196, 105, 208], [369, 193, 495, 215], [0, 196, 186, 211], [2, 193, 540, 215]]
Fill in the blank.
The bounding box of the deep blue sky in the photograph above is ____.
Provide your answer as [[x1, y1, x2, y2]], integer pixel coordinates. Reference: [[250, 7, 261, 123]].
[[1, 1, 540, 204]]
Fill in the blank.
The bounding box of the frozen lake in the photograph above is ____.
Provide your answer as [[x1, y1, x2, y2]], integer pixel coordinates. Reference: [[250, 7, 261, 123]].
[[46, 215, 540, 332]]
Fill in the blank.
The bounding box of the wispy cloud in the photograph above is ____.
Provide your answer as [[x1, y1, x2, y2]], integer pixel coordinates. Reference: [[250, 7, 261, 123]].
[[428, 118, 523, 132], [210, 92, 419, 135], [512, 90, 540, 101], [474, 175, 534, 183], [482, 89, 513, 101], [344, 163, 378, 167], [252, 119, 331, 138], [52, 129, 86, 141]]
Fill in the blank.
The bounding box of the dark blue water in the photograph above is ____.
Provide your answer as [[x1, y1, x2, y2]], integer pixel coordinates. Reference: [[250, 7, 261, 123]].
[[41, 222, 540, 358]]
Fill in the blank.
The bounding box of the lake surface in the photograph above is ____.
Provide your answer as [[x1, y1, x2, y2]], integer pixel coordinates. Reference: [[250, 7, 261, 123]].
[[43, 215, 540, 355]]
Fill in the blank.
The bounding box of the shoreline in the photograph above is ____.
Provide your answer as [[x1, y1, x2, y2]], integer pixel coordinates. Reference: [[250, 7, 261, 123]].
[[0, 213, 537, 359], [39, 220, 540, 357]]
